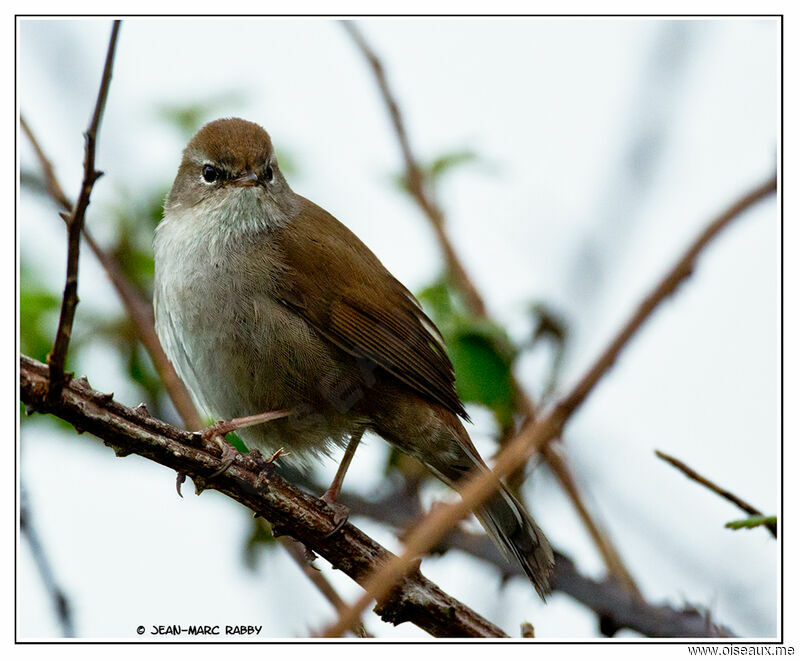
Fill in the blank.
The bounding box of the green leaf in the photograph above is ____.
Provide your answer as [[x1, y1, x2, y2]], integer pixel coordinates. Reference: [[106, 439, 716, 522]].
[[417, 278, 457, 319], [417, 275, 518, 427], [725, 515, 777, 531], [225, 432, 249, 454], [449, 329, 516, 427], [19, 265, 60, 363], [389, 147, 486, 195], [428, 149, 479, 181]]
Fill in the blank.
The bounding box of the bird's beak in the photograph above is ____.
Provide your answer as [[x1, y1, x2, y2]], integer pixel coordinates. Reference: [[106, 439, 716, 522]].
[[231, 171, 260, 188]]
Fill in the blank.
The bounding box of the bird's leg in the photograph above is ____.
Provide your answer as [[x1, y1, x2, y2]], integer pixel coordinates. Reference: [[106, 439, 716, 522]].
[[199, 409, 292, 478], [200, 409, 293, 440], [321, 429, 364, 535]]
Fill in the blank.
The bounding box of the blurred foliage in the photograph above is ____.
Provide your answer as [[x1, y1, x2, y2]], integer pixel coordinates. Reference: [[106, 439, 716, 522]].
[[156, 93, 296, 177], [418, 276, 518, 428], [156, 91, 248, 140], [724, 515, 777, 531], [105, 186, 168, 297], [19, 263, 60, 365], [392, 148, 487, 196], [242, 518, 277, 570], [399, 146, 569, 431]]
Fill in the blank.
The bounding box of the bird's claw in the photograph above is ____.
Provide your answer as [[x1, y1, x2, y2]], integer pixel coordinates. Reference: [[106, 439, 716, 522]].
[[208, 436, 240, 478], [321, 492, 350, 537]]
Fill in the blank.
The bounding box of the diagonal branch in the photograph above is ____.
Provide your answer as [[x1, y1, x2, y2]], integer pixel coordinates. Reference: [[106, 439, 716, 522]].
[[20, 485, 76, 637], [20, 354, 505, 639], [655, 451, 777, 538], [47, 20, 121, 404], [342, 20, 639, 596], [320, 174, 777, 637]]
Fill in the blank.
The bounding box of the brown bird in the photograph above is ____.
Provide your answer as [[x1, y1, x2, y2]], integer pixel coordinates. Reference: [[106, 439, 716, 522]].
[[154, 118, 554, 597]]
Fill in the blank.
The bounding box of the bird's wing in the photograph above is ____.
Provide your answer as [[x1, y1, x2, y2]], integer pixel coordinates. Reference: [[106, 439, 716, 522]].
[[273, 196, 467, 419]]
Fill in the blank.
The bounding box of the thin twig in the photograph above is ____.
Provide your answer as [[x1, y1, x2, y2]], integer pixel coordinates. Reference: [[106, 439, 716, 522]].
[[342, 20, 639, 596], [279, 536, 372, 637], [20, 117, 201, 431], [320, 174, 777, 637], [20, 354, 506, 638], [47, 20, 121, 404], [20, 485, 75, 637], [655, 450, 777, 538]]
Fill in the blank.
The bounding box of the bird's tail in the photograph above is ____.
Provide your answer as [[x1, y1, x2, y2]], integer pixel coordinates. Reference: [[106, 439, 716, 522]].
[[473, 481, 554, 600], [424, 418, 554, 600]]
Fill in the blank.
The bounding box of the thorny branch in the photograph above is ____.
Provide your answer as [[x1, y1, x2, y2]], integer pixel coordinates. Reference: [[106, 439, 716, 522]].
[[47, 20, 120, 405], [655, 451, 777, 538], [20, 355, 506, 639], [320, 174, 777, 637], [342, 20, 639, 596]]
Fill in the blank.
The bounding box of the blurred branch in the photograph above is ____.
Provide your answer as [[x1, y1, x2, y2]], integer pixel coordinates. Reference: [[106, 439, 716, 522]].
[[19, 120, 71, 210], [342, 20, 638, 596], [279, 536, 372, 637], [20, 485, 75, 637], [567, 22, 695, 309], [542, 443, 639, 594], [47, 20, 120, 404], [341, 21, 486, 317], [20, 354, 506, 639], [20, 116, 201, 431], [304, 476, 733, 637], [320, 173, 777, 637], [655, 450, 777, 538], [448, 531, 733, 637]]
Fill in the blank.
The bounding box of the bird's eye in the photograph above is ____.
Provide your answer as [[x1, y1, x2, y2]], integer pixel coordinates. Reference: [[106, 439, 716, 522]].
[[202, 165, 220, 183], [265, 164, 274, 182]]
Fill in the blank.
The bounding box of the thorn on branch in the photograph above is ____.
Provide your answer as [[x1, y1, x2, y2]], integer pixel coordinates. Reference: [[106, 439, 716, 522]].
[[176, 472, 186, 497], [104, 441, 131, 458], [193, 478, 207, 496]]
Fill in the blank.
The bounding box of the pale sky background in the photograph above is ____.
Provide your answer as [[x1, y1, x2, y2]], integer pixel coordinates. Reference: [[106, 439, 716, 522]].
[[16, 17, 780, 639]]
